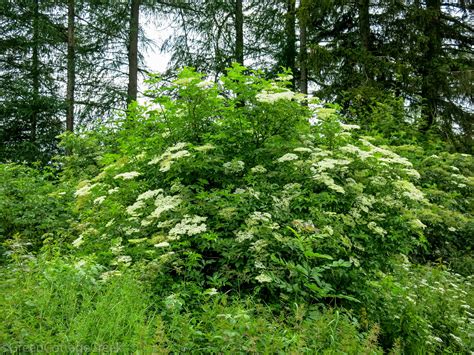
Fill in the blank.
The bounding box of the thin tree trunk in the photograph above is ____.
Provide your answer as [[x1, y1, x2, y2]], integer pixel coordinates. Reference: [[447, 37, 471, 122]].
[[127, 0, 140, 104], [420, 0, 442, 132], [358, 0, 371, 81], [284, 0, 296, 88], [299, 0, 308, 95], [66, 0, 75, 132], [31, 0, 39, 142], [235, 0, 244, 65]]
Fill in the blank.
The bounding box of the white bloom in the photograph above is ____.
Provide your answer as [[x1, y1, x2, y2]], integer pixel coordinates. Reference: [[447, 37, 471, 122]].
[[93, 196, 106, 205], [194, 144, 215, 152], [148, 194, 182, 219], [235, 230, 254, 242], [411, 219, 427, 229], [154, 241, 170, 248], [339, 123, 360, 130], [137, 189, 163, 201], [105, 218, 115, 228], [116, 255, 132, 265], [124, 227, 140, 235], [75, 183, 97, 197], [169, 215, 207, 238], [126, 200, 146, 217], [394, 180, 425, 201], [255, 273, 272, 283], [256, 90, 295, 103], [223, 160, 245, 174], [293, 147, 313, 153], [196, 80, 213, 89], [448, 227, 457, 232], [277, 153, 299, 163], [250, 165, 267, 174], [114, 171, 141, 180], [72, 235, 84, 248], [368, 222, 387, 236], [204, 288, 219, 296], [108, 187, 119, 194], [100, 270, 122, 282]]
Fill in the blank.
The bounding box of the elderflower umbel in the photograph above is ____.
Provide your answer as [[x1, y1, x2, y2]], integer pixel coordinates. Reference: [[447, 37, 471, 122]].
[[137, 189, 163, 201], [93, 196, 106, 205], [256, 90, 295, 103], [255, 273, 272, 283], [250, 165, 267, 174], [168, 215, 207, 238], [114, 171, 141, 180], [154, 241, 170, 248], [277, 153, 299, 163], [223, 160, 245, 174]]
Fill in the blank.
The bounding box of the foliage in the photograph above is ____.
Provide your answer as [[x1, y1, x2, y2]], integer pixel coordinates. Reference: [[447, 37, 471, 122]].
[[66, 67, 429, 305], [0, 164, 71, 258], [0, 248, 157, 353], [360, 259, 474, 353]]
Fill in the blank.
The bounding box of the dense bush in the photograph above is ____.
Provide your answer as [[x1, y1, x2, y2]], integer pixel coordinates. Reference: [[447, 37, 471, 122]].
[[1, 66, 472, 352]]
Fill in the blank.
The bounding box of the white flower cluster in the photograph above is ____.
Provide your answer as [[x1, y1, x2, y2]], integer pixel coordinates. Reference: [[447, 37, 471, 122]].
[[256, 90, 295, 103], [312, 171, 345, 194], [223, 160, 245, 174], [114, 171, 141, 180], [141, 193, 182, 226], [137, 189, 163, 201], [75, 182, 98, 197], [294, 147, 313, 153], [339, 123, 360, 130], [126, 200, 146, 217], [194, 143, 215, 152], [168, 215, 207, 239], [394, 180, 425, 201], [367, 221, 387, 236], [313, 158, 351, 173], [255, 273, 272, 283], [93, 196, 106, 205], [250, 165, 267, 174], [277, 153, 299, 163], [148, 142, 191, 172]]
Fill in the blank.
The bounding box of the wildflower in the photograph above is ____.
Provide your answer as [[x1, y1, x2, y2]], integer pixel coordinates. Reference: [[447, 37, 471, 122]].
[[93, 196, 106, 205], [194, 144, 215, 152], [154, 241, 170, 248], [250, 165, 267, 174], [108, 187, 119, 194], [339, 123, 360, 130], [448, 227, 457, 232], [137, 189, 163, 201], [75, 183, 97, 197], [256, 90, 295, 103], [100, 270, 122, 282], [277, 153, 299, 163], [196, 80, 213, 89], [294, 147, 313, 153], [72, 235, 84, 248], [148, 194, 182, 219], [126, 200, 146, 217], [223, 160, 245, 174], [116, 255, 132, 265], [368, 222, 387, 236], [235, 230, 254, 242], [169, 215, 207, 238], [114, 171, 141, 180], [204, 288, 219, 296], [255, 273, 272, 283], [410, 219, 427, 229]]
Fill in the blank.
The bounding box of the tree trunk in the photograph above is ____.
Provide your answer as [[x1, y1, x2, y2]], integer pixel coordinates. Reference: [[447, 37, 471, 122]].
[[298, 0, 308, 95], [127, 0, 140, 104], [31, 0, 39, 142], [284, 0, 296, 88], [235, 0, 244, 65], [358, 0, 371, 81], [66, 0, 75, 132], [420, 0, 442, 132]]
